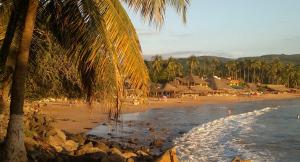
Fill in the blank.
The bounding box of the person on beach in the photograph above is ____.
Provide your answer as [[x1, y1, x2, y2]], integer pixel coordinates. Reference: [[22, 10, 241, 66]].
[[227, 109, 232, 116], [297, 114, 300, 119]]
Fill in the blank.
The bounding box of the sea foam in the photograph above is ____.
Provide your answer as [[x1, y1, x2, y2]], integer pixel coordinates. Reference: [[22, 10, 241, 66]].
[[174, 107, 279, 162]]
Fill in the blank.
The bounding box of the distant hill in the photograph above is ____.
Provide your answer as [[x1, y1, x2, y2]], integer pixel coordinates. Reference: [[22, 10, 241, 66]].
[[239, 54, 300, 66], [145, 54, 300, 66]]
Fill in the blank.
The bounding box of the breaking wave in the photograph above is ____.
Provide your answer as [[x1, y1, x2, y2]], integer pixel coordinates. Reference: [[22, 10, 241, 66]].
[[174, 107, 280, 162]]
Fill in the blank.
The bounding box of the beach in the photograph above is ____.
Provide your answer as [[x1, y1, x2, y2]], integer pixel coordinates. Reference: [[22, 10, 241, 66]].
[[40, 93, 300, 134]]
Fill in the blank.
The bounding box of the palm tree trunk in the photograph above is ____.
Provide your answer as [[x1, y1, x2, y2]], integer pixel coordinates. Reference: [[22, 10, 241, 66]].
[[4, 0, 38, 161], [0, 70, 12, 115]]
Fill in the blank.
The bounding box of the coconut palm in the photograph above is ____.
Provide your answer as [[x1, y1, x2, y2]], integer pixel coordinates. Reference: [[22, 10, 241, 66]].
[[0, 0, 190, 161], [151, 55, 163, 82], [187, 55, 199, 75], [210, 58, 220, 76], [166, 57, 183, 80]]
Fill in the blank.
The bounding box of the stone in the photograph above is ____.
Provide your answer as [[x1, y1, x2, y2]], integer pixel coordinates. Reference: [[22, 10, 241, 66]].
[[47, 135, 65, 152], [76, 142, 105, 156], [64, 140, 79, 152], [107, 152, 126, 162], [95, 142, 110, 152], [68, 133, 86, 146], [155, 147, 179, 162], [47, 128, 66, 141], [150, 139, 164, 147], [136, 150, 149, 157], [122, 151, 137, 159], [231, 156, 252, 162], [126, 158, 135, 162], [24, 137, 40, 151], [110, 147, 123, 156]]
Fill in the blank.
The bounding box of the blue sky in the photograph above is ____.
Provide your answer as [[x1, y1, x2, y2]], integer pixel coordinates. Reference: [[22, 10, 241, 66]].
[[125, 0, 300, 58]]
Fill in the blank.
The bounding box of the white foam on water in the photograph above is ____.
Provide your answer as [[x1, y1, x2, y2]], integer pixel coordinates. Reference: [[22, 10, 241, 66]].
[[174, 107, 279, 162]]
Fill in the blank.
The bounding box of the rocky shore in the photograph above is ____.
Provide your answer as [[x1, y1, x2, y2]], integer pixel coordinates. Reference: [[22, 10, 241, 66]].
[[0, 106, 178, 162]]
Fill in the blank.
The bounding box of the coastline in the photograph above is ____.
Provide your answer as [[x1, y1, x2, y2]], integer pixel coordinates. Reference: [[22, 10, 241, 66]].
[[39, 93, 300, 134]]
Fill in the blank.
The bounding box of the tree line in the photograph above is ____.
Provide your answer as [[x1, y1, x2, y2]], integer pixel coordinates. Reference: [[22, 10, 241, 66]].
[[147, 55, 300, 88]]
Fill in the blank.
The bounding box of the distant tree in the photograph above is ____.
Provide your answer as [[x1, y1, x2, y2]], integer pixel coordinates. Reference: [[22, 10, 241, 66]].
[[211, 58, 220, 76], [187, 55, 199, 75], [165, 57, 183, 81], [151, 55, 163, 83]]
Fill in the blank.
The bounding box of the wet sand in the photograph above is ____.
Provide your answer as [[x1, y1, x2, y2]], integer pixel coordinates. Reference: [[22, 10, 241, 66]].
[[40, 93, 300, 134]]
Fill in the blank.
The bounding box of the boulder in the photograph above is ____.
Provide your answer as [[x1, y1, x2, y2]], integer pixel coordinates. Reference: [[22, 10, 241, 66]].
[[95, 142, 110, 152], [47, 128, 66, 141], [231, 156, 252, 162], [64, 140, 79, 152], [155, 147, 179, 162], [47, 135, 65, 152], [110, 147, 123, 156], [150, 139, 164, 147], [24, 137, 40, 151], [126, 158, 135, 162], [107, 152, 126, 162], [122, 151, 137, 159], [136, 150, 149, 157], [76, 143, 105, 156], [68, 133, 86, 146]]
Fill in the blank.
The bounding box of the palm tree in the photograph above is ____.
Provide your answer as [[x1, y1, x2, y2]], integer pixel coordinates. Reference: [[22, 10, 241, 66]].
[[187, 55, 199, 75], [166, 57, 182, 80], [211, 58, 220, 76], [151, 55, 163, 82], [0, 0, 190, 161]]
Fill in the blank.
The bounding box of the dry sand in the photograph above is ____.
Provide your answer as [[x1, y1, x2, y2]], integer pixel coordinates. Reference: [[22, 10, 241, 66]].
[[40, 93, 300, 134]]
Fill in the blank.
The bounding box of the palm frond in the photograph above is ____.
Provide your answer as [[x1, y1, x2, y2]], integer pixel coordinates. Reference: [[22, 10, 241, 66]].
[[121, 0, 190, 27]]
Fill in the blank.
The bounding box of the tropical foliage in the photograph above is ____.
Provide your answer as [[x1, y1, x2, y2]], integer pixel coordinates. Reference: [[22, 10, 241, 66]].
[[0, 0, 190, 161], [147, 55, 300, 88]]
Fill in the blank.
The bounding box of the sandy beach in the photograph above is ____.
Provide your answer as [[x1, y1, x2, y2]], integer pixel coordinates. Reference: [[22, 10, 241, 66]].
[[40, 93, 300, 134]]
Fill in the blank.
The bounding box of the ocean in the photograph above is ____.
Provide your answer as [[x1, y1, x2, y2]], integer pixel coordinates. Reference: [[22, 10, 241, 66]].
[[89, 99, 300, 162]]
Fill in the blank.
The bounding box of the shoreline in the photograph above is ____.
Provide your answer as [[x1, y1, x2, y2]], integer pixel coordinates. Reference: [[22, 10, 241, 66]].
[[39, 93, 300, 134]]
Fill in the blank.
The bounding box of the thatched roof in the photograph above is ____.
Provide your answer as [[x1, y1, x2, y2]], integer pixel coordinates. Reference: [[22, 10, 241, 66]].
[[247, 83, 258, 90], [174, 77, 188, 84], [175, 85, 190, 92], [208, 78, 232, 90], [266, 85, 289, 92], [185, 75, 207, 84], [174, 75, 208, 85], [190, 86, 213, 93], [162, 83, 178, 92]]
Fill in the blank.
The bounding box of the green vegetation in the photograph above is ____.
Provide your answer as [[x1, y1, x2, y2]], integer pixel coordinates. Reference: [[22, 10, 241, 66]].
[[0, 0, 190, 161], [147, 55, 300, 88]]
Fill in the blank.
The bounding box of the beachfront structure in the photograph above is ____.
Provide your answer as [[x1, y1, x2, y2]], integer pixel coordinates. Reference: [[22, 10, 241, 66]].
[[155, 75, 213, 98], [173, 75, 209, 87], [265, 84, 290, 93], [229, 80, 241, 86]]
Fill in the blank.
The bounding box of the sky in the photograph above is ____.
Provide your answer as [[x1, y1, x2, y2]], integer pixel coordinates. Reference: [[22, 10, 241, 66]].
[[125, 0, 300, 58]]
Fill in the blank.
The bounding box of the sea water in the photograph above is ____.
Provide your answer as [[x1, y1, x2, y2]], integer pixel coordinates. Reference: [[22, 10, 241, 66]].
[[89, 99, 300, 161]]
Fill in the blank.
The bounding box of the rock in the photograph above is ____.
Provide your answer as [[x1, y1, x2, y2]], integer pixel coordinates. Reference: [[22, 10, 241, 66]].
[[95, 142, 110, 152], [76, 142, 105, 156], [107, 152, 126, 162], [68, 133, 86, 146], [64, 140, 79, 152], [122, 151, 137, 159], [155, 147, 179, 162], [126, 158, 135, 162], [47, 128, 66, 141], [150, 139, 164, 147], [24, 137, 40, 151], [47, 135, 65, 152], [110, 147, 123, 156], [231, 156, 252, 162], [136, 150, 149, 157]]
